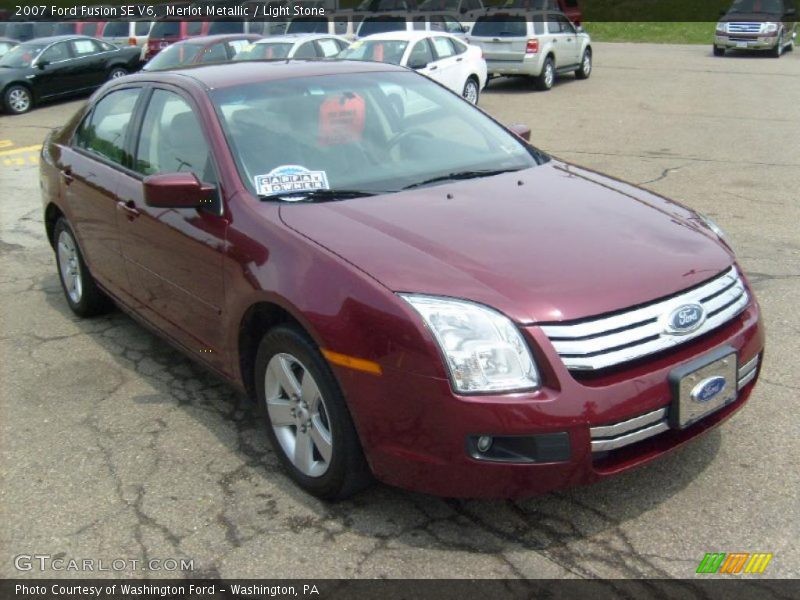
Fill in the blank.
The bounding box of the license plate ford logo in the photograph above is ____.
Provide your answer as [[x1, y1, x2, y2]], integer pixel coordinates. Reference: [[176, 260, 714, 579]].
[[664, 303, 705, 335], [690, 376, 727, 403]]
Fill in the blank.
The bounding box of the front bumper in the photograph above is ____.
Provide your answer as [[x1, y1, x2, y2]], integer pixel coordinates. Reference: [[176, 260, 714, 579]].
[[334, 299, 764, 498], [715, 34, 780, 50]]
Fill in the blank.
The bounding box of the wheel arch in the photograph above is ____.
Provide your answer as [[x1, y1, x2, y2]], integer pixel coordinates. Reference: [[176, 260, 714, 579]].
[[3, 80, 35, 104], [44, 203, 65, 249]]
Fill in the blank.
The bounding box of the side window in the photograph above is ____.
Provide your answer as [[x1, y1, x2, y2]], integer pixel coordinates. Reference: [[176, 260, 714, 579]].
[[408, 39, 434, 66], [430, 16, 446, 32], [227, 40, 251, 56], [71, 39, 101, 57], [135, 22, 151, 36], [413, 16, 426, 30], [40, 41, 72, 63], [135, 89, 217, 186], [293, 41, 318, 59], [450, 38, 467, 55], [445, 17, 463, 34], [334, 17, 349, 35], [546, 15, 563, 34], [532, 15, 545, 36], [558, 15, 575, 34], [199, 42, 228, 63], [75, 88, 141, 165], [431, 37, 456, 59], [316, 38, 341, 58]]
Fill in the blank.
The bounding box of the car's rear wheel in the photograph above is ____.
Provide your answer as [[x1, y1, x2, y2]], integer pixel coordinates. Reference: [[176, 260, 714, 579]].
[[575, 48, 592, 79], [534, 57, 555, 91], [108, 67, 128, 80], [462, 77, 480, 105], [4, 85, 32, 114], [255, 324, 372, 500], [53, 218, 113, 317], [713, 45, 726, 57]]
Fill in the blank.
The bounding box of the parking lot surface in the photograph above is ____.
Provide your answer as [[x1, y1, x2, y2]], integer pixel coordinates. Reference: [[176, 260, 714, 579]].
[[1, 43, 799, 580]]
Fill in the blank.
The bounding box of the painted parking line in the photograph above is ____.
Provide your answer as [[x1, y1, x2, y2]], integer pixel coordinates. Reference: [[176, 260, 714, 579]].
[[0, 143, 41, 168], [0, 144, 42, 156]]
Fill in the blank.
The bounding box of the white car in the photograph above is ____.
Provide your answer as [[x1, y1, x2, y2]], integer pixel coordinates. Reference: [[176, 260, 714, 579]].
[[340, 31, 487, 104], [233, 34, 350, 61]]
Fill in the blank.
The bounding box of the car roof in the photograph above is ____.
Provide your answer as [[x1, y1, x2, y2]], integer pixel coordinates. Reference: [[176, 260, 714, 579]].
[[171, 34, 262, 45], [358, 30, 448, 41], [123, 59, 407, 91], [18, 35, 97, 45], [253, 34, 346, 44]]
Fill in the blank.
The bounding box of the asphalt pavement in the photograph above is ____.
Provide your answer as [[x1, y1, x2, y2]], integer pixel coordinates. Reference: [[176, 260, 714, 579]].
[[1, 43, 798, 581]]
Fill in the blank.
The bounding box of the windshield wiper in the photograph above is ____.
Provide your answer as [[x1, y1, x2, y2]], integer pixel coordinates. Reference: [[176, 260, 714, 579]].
[[403, 168, 522, 190], [259, 189, 381, 202]]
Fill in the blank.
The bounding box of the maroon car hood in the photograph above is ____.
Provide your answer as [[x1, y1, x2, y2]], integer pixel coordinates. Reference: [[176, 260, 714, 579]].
[[279, 162, 734, 323]]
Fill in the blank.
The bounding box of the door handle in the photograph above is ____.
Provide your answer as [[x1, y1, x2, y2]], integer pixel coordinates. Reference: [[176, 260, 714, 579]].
[[117, 199, 140, 220], [456, 57, 463, 62], [429, 65, 438, 70], [60, 166, 74, 185]]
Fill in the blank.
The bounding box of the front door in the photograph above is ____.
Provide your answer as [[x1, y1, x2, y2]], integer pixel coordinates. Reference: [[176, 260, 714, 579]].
[[117, 87, 228, 369], [33, 41, 74, 98]]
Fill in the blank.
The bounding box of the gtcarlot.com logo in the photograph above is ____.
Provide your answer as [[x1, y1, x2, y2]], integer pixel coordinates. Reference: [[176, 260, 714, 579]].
[[696, 552, 773, 574], [14, 554, 194, 572]]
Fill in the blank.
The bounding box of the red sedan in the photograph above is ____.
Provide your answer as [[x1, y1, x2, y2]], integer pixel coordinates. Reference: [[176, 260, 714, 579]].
[[40, 61, 764, 500], [142, 34, 262, 71]]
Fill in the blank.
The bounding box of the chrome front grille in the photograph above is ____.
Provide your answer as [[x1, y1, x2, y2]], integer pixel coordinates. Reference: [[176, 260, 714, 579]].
[[727, 22, 763, 34], [541, 267, 749, 371]]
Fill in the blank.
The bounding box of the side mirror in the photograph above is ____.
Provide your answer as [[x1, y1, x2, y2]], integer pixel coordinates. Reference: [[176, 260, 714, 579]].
[[461, 24, 469, 33], [37, 59, 49, 70], [143, 172, 215, 209], [508, 123, 531, 142], [408, 58, 428, 69]]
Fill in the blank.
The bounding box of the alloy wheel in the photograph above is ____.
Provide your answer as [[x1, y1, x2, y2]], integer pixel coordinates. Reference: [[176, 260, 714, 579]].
[[582, 52, 592, 75], [8, 88, 31, 113], [544, 63, 554, 88], [57, 230, 83, 304], [463, 79, 479, 104], [264, 353, 333, 477]]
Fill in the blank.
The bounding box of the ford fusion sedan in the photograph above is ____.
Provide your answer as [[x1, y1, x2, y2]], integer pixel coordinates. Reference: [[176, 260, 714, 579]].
[[714, 0, 797, 57], [1, 36, 142, 114], [41, 61, 764, 500], [142, 34, 261, 71], [340, 31, 487, 104]]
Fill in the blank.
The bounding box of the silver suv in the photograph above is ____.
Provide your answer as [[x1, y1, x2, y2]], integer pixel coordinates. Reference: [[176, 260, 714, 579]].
[[466, 9, 592, 90]]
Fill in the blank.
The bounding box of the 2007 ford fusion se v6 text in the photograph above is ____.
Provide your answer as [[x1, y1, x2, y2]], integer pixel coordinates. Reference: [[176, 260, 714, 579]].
[[40, 60, 764, 500]]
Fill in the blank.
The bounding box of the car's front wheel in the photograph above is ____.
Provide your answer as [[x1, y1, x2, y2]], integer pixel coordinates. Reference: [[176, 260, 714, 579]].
[[53, 218, 113, 317], [771, 32, 784, 57], [575, 48, 592, 79], [3, 84, 33, 114], [255, 325, 372, 500], [534, 57, 555, 91], [713, 45, 726, 57], [462, 77, 480, 105]]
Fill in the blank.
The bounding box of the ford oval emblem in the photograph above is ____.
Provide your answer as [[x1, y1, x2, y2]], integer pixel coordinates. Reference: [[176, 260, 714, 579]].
[[690, 376, 727, 403], [665, 303, 705, 335]]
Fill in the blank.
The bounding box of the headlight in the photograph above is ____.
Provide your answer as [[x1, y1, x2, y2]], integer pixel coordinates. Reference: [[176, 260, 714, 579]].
[[699, 214, 727, 243], [765, 22, 779, 33], [716, 22, 727, 33], [401, 295, 540, 394]]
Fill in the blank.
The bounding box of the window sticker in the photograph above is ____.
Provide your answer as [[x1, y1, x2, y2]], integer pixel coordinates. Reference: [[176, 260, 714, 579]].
[[255, 165, 330, 197], [318, 92, 366, 146]]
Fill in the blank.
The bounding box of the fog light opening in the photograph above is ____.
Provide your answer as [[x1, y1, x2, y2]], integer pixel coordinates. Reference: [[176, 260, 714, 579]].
[[477, 436, 493, 453]]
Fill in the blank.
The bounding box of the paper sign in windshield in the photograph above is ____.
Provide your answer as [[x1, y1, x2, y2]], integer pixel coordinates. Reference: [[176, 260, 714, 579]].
[[255, 165, 329, 197]]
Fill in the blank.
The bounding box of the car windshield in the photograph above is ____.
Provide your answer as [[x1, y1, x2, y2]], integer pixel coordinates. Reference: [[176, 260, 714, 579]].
[[234, 42, 295, 60], [145, 43, 205, 69], [0, 42, 46, 68], [472, 16, 528, 37], [287, 19, 328, 34], [211, 71, 545, 199], [359, 17, 407, 36], [728, 0, 785, 14], [339, 40, 409, 65]]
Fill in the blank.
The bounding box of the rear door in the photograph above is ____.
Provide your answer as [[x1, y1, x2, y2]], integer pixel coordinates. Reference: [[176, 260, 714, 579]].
[[547, 13, 579, 67], [68, 38, 108, 89], [428, 36, 462, 91], [61, 87, 143, 299], [116, 87, 228, 369]]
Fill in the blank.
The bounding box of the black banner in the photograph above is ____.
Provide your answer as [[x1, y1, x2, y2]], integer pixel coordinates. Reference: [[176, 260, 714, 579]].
[[3, 579, 800, 600]]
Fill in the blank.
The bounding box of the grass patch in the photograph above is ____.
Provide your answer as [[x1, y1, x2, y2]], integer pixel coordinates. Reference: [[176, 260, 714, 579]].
[[584, 22, 716, 45]]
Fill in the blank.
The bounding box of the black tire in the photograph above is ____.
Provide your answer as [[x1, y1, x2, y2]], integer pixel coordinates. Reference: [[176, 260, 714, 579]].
[[3, 84, 33, 114], [462, 77, 480, 105], [53, 218, 113, 317], [575, 47, 592, 79], [713, 45, 726, 57], [771, 33, 784, 58], [108, 67, 128, 80], [255, 324, 372, 500], [533, 56, 555, 91]]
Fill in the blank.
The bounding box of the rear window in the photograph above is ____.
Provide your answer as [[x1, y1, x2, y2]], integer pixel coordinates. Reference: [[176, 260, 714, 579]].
[[358, 17, 407, 37], [103, 21, 128, 37], [150, 21, 180, 38], [471, 16, 540, 37], [287, 19, 328, 34]]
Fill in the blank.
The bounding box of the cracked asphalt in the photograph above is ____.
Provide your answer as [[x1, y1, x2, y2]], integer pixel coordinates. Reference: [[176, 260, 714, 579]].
[[1, 43, 798, 581]]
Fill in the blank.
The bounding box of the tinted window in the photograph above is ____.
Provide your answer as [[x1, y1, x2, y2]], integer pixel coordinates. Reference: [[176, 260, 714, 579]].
[[472, 16, 527, 37], [409, 39, 434, 65], [293, 41, 318, 59], [451, 38, 467, 55], [41, 41, 72, 63], [135, 89, 216, 184], [76, 88, 140, 165]]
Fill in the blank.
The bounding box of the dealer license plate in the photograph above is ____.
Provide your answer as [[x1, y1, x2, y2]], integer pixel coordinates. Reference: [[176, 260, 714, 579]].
[[669, 347, 738, 429], [736, 41, 750, 48]]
